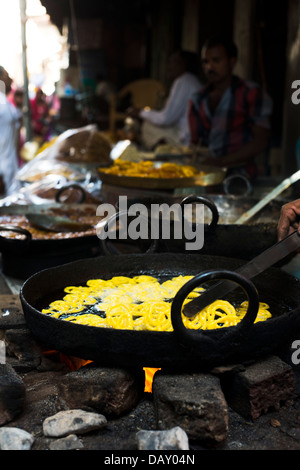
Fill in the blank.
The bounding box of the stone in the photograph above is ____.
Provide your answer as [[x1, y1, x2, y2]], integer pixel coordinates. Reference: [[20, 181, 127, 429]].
[[221, 355, 296, 421], [43, 409, 107, 437], [49, 433, 84, 450], [0, 295, 26, 329], [137, 426, 189, 450], [57, 365, 143, 417], [0, 427, 34, 450], [152, 372, 228, 446], [2, 328, 42, 369], [0, 364, 26, 425]]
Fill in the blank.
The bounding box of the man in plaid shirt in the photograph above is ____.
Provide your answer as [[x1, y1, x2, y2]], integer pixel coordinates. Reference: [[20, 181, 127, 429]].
[[188, 35, 273, 179]]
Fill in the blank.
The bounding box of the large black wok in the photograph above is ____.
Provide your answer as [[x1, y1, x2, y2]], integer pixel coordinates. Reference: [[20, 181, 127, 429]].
[[0, 194, 282, 279], [0, 227, 101, 279], [20, 253, 300, 372], [101, 195, 281, 260], [0, 203, 102, 278]]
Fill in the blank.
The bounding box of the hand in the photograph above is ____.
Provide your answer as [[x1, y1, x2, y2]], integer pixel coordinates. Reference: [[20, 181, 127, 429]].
[[277, 199, 300, 240]]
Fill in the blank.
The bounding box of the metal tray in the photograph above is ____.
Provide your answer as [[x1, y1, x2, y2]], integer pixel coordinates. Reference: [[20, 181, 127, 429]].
[[97, 164, 227, 189]]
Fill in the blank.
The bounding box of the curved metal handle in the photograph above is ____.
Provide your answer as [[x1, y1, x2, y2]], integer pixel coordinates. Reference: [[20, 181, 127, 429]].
[[0, 225, 32, 243], [99, 210, 159, 255], [179, 195, 219, 232], [223, 174, 252, 197], [171, 269, 259, 348], [55, 184, 86, 204]]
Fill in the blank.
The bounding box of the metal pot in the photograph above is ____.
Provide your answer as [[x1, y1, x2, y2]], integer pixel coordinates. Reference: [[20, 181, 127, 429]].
[[0, 192, 285, 278], [0, 203, 102, 278], [101, 195, 280, 260], [20, 253, 300, 372]]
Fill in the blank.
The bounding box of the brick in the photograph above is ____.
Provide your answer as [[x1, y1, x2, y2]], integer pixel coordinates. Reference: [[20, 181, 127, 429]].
[[152, 372, 228, 446], [0, 295, 26, 330], [221, 355, 296, 421], [58, 366, 143, 417], [0, 364, 26, 425]]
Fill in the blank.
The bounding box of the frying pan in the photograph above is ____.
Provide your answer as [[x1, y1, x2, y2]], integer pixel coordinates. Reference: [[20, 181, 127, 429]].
[[101, 195, 280, 260], [0, 202, 158, 278], [0, 203, 102, 278], [20, 253, 300, 372], [0, 192, 281, 279]]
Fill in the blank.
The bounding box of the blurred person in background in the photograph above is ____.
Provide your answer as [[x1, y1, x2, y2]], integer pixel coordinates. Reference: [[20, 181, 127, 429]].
[[188, 35, 273, 179], [13, 88, 24, 114], [30, 87, 52, 142], [12, 88, 25, 167], [0, 66, 20, 195], [127, 50, 202, 149]]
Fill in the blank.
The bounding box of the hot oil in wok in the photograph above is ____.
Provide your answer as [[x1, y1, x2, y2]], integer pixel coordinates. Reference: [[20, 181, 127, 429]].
[[37, 273, 275, 330], [37, 280, 286, 322], [20, 253, 300, 371], [37, 275, 165, 307]]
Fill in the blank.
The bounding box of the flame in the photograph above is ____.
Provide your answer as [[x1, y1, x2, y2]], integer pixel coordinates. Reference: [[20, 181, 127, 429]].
[[59, 354, 93, 371], [43, 350, 92, 371], [143, 367, 161, 393], [44, 352, 161, 392]]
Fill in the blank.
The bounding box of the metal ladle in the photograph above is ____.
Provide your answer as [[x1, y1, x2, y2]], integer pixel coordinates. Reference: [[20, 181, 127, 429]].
[[26, 213, 92, 233], [234, 170, 300, 225]]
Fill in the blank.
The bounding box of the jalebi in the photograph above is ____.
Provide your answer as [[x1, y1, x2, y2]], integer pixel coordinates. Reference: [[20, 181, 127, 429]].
[[41, 275, 272, 332]]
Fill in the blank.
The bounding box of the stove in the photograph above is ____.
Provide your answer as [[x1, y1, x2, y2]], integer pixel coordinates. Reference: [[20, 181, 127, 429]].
[[1, 292, 300, 450]]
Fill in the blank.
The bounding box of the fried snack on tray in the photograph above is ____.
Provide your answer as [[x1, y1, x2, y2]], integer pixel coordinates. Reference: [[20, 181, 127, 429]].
[[0, 207, 100, 240], [100, 159, 201, 179]]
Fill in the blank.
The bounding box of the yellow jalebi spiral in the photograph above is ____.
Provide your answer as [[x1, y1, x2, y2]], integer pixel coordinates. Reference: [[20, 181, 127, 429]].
[[141, 301, 172, 332], [65, 313, 107, 327], [106, 310, 134, 330], [237, 301, 272, 323], [42, 275, 272, 331]]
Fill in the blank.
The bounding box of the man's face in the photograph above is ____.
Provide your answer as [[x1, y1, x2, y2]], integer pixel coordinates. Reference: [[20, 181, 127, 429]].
[[201, 45, 236, 85], [0, 68, 12, 94]]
